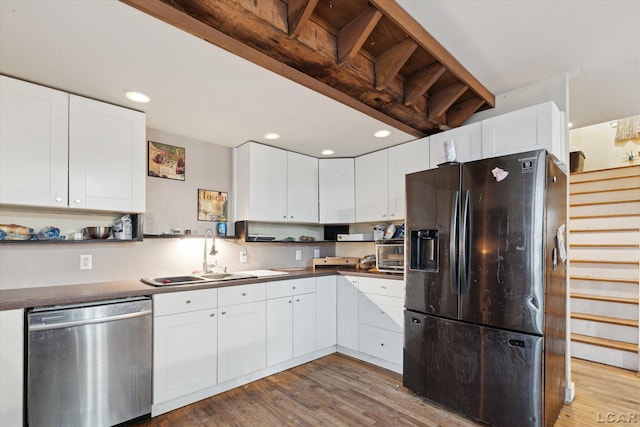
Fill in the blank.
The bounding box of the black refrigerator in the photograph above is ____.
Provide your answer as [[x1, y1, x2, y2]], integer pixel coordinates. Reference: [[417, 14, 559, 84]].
[[403, 149, 566, 427]]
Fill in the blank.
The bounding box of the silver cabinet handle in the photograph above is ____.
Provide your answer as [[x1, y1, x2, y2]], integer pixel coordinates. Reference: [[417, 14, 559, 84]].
[[210, 313, 215, 317], [221, 311, 226, 315], [241, 292, 247, 296], [292, 286, 296, 289], [74, 199, 81, 204], [288, 300, 292, 303], [185, 300, 191, 304], [55, 196, 62, 202]]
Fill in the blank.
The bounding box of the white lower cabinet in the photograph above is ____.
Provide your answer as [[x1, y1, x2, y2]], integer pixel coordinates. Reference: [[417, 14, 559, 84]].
[[337, 275, 360, 351], [217, 299, 266, 383], [266, 278, 317, 366], [0, 309, 23, 426], [316, 276, 337, 349], [153, 289, 218, 404], [357, 277, 405, 368]]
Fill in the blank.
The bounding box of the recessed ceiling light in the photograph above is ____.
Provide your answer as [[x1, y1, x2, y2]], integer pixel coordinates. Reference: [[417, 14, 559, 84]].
[[374, 129, 391, 138], [124, 90, 150, 103], [321, 149, 335, 156], [264, 132, 281, 140]]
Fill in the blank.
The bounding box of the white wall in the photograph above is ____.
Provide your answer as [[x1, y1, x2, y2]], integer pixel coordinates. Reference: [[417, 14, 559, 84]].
[[569, 121, 640, 172]]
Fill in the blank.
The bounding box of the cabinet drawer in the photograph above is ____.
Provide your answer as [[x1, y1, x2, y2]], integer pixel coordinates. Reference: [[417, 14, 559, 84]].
[[358, 293, 404, 333], [266, 278, 316, 299], [358, 277, 405, 298], [218, 283, 266, 306], [154, 288, 218, 316], [358, 324, 403, 366]]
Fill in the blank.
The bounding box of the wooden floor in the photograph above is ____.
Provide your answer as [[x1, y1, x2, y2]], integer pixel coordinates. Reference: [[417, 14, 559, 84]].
[[137, 354, 639, 426]]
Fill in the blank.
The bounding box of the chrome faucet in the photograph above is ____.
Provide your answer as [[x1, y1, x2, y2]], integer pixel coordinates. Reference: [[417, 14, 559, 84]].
[[203, 228, 218, 273]]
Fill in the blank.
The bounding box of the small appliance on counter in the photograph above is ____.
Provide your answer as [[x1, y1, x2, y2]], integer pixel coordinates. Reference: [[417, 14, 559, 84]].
[[375, 238, 404, 273]]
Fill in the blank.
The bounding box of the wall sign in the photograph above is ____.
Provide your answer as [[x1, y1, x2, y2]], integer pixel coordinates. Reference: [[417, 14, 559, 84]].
[[148, 141, 186, 181], [198, 189, 228, 222]]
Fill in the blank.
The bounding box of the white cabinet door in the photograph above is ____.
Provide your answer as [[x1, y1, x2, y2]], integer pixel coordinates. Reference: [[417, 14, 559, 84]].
[[318, 158, 355, 223], [153, 309, 217, 403], [287, 151, 318, 222], [387, 138, 430, 219], [266, 296, 293, 366], [481, 101, 564, 164], [0, 76, 68, 207], [0, 309, 23, 427], [337, 275, 359, 351], [218, 301, 266, 383], [316, 276, 337, 349], [68, 95, 146, 212], [293, 292, 317, 358], [355, 150, 389, 222], [429, 122, 482, 169]]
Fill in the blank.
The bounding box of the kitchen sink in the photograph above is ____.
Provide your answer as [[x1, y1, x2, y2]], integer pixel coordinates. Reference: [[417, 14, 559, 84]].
[[141, 272, 258, 287]]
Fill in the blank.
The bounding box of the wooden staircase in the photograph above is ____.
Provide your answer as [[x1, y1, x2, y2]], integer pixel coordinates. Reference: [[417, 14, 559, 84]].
[[568, 164, 639, 372]]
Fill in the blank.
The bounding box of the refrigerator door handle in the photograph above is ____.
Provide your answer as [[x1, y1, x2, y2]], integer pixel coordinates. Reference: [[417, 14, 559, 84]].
[[450, 190, 460, 294], [460, 189, 471, 294]]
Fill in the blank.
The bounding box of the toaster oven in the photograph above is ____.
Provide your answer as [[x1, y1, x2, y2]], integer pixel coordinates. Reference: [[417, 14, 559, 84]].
[[375, 239, 405, 273]]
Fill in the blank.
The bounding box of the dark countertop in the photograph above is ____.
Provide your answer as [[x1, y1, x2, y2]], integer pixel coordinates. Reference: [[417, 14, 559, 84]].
[[0, 267, 403, 311]]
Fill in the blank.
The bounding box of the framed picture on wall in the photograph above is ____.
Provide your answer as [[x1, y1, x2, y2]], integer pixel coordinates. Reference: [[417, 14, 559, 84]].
[[198, 189, 228, 222], [148, 141, 186, 181]]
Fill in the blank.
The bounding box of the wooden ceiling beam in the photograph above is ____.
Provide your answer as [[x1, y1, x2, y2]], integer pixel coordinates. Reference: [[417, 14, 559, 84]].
[[288, 0, 320, 38], [375, 38, 418, 90], [404, 63, 446, 107], [369, 0, 494, 108], [337, 7, 383, 64], [446, 97, 486, 128], [428, 83, 468, 121]]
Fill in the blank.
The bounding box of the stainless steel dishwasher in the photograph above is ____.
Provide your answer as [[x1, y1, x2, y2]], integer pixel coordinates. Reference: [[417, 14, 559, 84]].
[[27, 297, 152, 427]]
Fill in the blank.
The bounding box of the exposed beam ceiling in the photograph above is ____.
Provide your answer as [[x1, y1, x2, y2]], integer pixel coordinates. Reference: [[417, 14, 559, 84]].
[[121, 0, 495, 138]]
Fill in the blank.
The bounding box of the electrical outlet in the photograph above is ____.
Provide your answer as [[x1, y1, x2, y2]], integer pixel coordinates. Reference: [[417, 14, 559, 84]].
[[295, 249, 302, 261], [314, 249, 320, 258], [80, 254, 92, 270], [240, 250, 247, 263]]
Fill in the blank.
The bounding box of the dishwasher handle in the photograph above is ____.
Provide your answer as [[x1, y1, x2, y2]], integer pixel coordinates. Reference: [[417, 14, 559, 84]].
[[29, 309, 152, 332]]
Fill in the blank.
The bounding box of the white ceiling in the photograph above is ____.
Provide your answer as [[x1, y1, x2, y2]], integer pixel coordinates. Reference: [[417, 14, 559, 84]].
[[1, 0, 639, 158]]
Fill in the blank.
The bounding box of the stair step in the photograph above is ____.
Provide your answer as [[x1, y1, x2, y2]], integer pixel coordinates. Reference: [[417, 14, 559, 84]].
[[570, 212, 638, 220], [570, 199, 640, 207], [571, 312, 639, 327], [571, 293, 638, 305], [571, 333, 637, 352], [570, 164, 640, 183], [571, 186, 640, 196]]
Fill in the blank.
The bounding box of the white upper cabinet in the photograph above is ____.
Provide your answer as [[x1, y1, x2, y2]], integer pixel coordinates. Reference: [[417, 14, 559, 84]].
[[481, 101, 565, 165], [356, 139, 429, 222], [0, 75, 69, 207], [429, 122, 482, 169], [69, 95, 146, 212], [387, 138, 429, 219], [318, 158, 355, 223], [0, 76, 146, 212], [355, 149, 389, 223], [235, 142, 318, 223]]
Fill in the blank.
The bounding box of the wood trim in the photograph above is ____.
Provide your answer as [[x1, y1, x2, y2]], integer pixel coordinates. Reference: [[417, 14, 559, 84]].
[[287, 0, 320, 38], [570, 163, 640, 177], [571, 293, 638, 305], [369, 0, 494, 107], [337, 7, 383, 64], [428, 83, 467, 120], [570, 199, 640, 207], [572, 312, 638, 328], [375, 38, 418, 90], [571, 333, 638, 352], [570, 228, 638, 233], [570, 275, 639, 284], [570, 259, 639, 266], [571, 187, 640, 196], [570, 243, 640, 248], [403, 63, 445, 106], [570, 213, 638, 220], [119, 0, 425, 138]]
